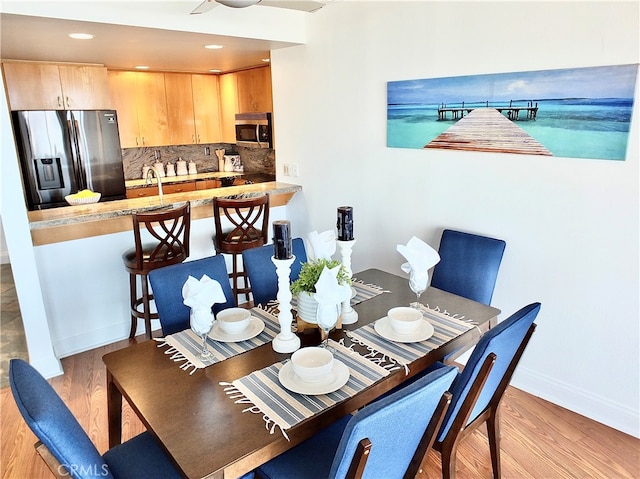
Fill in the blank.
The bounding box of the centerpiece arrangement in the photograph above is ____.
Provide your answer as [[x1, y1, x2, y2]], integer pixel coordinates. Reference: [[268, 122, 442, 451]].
[[290, 258, 352, 326]]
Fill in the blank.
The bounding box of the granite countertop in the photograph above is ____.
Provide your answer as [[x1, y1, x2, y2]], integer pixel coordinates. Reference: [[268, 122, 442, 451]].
[[28, 181, 301, 230]]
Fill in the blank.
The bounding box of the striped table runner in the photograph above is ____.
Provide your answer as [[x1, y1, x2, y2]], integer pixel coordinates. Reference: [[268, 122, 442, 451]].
[[223, 340, 389, 438], [155, 307, 281, 374], [347, 306, 474, 369]]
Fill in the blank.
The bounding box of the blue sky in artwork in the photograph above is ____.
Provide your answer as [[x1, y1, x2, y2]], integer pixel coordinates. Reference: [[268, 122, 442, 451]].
[[387, 64, 639, 105]]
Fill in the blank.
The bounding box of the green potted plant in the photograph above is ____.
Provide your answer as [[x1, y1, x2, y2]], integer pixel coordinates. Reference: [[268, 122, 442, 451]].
[[291, 258, 351, 324]]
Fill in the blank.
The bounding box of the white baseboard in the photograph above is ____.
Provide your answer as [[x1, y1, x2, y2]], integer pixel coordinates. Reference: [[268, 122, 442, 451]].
[[512, 366, 640, 438], [52, 319, 162, 359]]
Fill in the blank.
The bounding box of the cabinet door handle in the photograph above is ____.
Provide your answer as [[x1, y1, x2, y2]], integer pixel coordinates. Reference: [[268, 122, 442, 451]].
[[141, 137, 145, 145], [58, 96, 63, 108], [197, 134, 201, 144], [192, 135, 196, 144], [65, 96, 71, 108]]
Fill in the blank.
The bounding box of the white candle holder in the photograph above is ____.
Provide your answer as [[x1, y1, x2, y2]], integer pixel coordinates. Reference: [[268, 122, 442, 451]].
[[271, 255, 300, 353], [337, 239, 358, 325]]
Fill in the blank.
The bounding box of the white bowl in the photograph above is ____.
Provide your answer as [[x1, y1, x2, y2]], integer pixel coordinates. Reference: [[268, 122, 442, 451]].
[[65, 192, 101, 205], [387, 306, 423, 335], [216, 308, 251, 335], [291, 347, 334, 383]]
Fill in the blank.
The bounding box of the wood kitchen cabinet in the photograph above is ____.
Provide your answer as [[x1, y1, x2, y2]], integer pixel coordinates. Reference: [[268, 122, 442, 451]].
[[108, 71, 168, 148], [235, 66, 273, 113], [3, 62, 111, 110], [191, 74, 222, 144], [165, 73, 222, 145]]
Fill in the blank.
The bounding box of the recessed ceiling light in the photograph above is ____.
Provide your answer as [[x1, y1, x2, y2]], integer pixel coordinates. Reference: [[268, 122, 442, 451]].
[[261, 58, 270, 63], [69, 33, 94, 40], [134, 65, 150, 70], [209, 69, 222, 73], [204, 44, 224, 50]]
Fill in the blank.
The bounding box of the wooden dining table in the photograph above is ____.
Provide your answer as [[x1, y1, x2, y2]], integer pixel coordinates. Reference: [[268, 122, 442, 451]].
[[103, 268, 500, 479]]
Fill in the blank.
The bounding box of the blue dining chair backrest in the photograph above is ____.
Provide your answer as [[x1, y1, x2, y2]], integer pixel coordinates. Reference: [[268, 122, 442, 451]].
[[242, 238, 307, 307], [430, 229, 506, 305], [9, 358, 113, 479], [149, 255, 236, 336], [258, 365, 457, 479], [330, 365, 457, 479], [10, 359, 191, 479], [438, 302, 541, 441]]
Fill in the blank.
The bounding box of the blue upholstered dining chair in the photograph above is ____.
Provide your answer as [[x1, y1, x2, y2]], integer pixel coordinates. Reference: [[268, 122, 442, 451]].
[[430, 229, 506, 306], [148, 255, 236, 336], [9, 358, 184, 479], [242, 238, 307, 307], [419, 302, 541, 479], [257, 365, 458, 479]]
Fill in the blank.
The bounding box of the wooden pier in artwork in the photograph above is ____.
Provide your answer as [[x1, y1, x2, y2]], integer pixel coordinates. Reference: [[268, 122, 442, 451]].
[[425, 108, 552, 156], [437, 100, 539, 121]]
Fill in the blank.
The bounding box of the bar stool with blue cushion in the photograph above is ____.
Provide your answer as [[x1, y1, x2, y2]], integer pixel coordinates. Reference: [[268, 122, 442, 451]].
[[257, 365, 458, 479], [213, 195, 269, 305], [149, 255, 236, 336], [122, 202, 190, 340], [9, 358, 184, 479], [430, 229, 506, 306], [242, 237, 307, 307]]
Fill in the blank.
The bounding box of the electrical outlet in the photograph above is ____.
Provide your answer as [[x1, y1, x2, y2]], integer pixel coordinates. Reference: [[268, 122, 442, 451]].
[[289, 163, 299, 177], [283, 163, 290, 176]]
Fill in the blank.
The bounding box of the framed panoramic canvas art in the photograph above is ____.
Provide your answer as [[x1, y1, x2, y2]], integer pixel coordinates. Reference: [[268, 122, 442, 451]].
[[387, 64, 638, 161]]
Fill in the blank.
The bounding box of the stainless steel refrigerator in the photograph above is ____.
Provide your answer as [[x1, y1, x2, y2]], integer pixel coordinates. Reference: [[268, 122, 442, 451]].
[[12, 110, 127, 210]]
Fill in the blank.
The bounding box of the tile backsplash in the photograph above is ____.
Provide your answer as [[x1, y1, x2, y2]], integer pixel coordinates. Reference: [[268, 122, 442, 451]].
[[122, 143, 275, 180]]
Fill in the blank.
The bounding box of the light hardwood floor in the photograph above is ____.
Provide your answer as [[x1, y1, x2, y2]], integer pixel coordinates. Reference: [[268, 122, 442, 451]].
[[1, 338, 639, 479]]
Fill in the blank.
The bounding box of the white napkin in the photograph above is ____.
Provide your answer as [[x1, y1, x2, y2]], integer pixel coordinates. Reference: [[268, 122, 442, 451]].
[[396, 236, 440, 292], [306, 230, 336, 261], [182, 274, 227, 333], [313, 265, 351, 328]]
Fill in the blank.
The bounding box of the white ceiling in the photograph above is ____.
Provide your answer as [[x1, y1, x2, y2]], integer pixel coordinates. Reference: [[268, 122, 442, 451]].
[[0, 7, 304, 73]]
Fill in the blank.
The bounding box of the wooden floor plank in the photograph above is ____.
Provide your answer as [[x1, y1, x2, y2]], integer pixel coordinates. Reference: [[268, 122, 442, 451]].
[[2, 341, 638, 479]]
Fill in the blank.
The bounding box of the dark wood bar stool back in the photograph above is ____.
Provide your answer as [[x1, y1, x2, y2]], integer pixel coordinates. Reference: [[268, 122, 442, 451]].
[[213, 195, 269, 305], [123, 202, 191, 340]]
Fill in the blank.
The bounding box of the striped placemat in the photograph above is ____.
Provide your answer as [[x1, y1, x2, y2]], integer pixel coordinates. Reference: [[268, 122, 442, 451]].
[[222, 340, 389, 438], [155, 307, 280, 374], [347, 306, 474, 369]]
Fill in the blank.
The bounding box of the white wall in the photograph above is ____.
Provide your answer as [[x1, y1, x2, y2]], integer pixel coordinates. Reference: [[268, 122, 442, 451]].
[[271, 1, 639, 437]]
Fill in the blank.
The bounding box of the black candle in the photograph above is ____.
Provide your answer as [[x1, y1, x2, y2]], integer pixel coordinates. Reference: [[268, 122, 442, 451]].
[[273, 220, 292, 259], [337, 206, 354, 241]]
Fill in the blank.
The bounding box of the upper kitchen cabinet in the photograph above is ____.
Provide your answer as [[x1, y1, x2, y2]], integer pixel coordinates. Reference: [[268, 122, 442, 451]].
[[108, 71, 168, 148], [191, 74, 222, 144], [235, 66, 273, 113], [164, 73, 196, 145], [164, 73, 222, 145], [3, 62, 111, 111]]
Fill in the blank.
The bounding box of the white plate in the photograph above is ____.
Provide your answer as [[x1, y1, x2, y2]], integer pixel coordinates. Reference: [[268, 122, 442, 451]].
[[209, 317, 264, 342], [374, 316, 434, 343], [279, 359, 350, 395]]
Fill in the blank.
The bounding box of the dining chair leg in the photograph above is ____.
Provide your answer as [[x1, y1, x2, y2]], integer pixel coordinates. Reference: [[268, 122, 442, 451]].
[[141, 274, 152, 340], [487, 409, 502, 479], [128, 273, 137, 340], [441, 444, 458, 479]]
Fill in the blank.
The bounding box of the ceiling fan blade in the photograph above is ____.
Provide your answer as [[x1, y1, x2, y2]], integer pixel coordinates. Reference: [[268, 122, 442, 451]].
[[258, 0, 327, 12], [190, 0, 219, 15]]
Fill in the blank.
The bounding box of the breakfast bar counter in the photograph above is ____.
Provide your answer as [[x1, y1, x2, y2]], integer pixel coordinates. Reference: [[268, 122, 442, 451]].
[[27, 181, 301, 245]]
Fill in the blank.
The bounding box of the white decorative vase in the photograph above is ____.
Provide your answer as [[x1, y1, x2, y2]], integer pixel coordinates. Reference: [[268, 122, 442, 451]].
[[296, 291, 318, 324]]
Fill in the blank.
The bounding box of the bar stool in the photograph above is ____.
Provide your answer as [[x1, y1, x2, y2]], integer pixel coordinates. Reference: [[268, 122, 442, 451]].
[[213, 195, 269, 305], [123, 202, 191, 340]]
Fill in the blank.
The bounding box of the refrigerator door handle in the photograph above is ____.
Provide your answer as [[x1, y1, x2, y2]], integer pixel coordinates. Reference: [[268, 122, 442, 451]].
[[68, 116, 87, 191]]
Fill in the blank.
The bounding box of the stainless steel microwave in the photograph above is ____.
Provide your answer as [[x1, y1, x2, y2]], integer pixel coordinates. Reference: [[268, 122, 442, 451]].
[[235, 112, 273, 148]]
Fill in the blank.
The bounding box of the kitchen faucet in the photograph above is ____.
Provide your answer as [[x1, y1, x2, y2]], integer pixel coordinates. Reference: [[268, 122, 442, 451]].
[[146, 166, 163, 205]]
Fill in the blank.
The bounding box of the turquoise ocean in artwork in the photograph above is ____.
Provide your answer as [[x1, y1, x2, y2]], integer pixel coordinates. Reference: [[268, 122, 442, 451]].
[[387, 65, 638, 161], [387, 98, 634, 160]]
